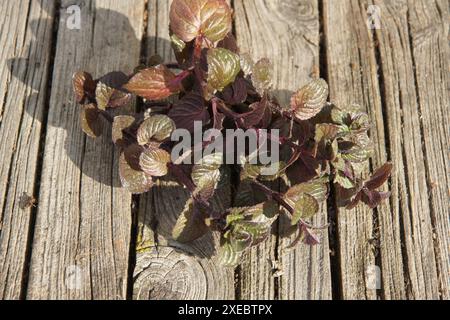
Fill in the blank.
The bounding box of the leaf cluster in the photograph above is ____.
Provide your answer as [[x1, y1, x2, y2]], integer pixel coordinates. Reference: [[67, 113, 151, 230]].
[[72, 0, 392, 266]]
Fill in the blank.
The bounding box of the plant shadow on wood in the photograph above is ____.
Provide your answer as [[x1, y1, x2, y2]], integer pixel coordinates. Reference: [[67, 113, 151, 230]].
[[138, 177, 230, 261], [7, 4, 219, 260], [6, 5, 169, 189]]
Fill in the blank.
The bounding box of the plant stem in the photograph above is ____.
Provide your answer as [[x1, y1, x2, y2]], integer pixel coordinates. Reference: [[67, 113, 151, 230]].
[[250, 179, 329, 230], [251, 180, 294, 218], [212, 98, 245, 128]]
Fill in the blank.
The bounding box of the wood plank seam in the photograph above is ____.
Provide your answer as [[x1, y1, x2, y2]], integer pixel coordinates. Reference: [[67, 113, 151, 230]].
[[19, 0, 61, 299], [319, 0, 343, 300], [405, 0, 450, 299], [0, 0, 57, 299]]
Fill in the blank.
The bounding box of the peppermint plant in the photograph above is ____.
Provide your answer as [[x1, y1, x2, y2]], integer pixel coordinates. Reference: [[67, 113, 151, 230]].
[[72, 0, 392, 266]]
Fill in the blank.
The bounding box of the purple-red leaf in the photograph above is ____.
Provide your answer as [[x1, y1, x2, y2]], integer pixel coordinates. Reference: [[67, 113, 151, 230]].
[[362, 189, 391, 209], [96, 71, 131, 110], [80, 104, 102, 138], [291, 79, 329, 121], [73, 71, 96, 104], [286, 155, 320, 184], [217, 33, 239, 53], [169, 0, 232, 43], [168, 92, 210, 132], [222, 77, 248, 105], [123, 65, 182, 100], [212, 101, 226, 131], [139, 147, 171, 177], [119, 145, 153, 194], [364, 162, 393, 190], [112, 115, 136, 148], [301, 225, 321, 246], [240, 95, 269, 128]]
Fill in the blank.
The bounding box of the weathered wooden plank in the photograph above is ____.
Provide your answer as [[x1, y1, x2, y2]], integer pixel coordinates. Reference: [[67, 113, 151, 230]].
[[26, 0, 145, 299], [134, 181, 235, 300], [234, 0, 332, 300], [0, 0, 56, 299], [132, 0, 235, 300], [370, 0, 446, 299], [367, 0, 416, 299], [325, 0, 447, 300], [406, 0, 450, 299], [324, 0, 386, 300]]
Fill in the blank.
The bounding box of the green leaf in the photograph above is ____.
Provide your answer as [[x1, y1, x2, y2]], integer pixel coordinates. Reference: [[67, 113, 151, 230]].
[[291, 78, 329, 121], [240, 162, 261, 181], [315, 123, 339, 143], [291, 193, 319, 225], [284, 177, 329, 204], [340, 141, 374, 163], [191, 153, 223, 200], [315, 123, 340, 161], [331, 104, 370, 134], [172, 198, 209, 243], [112, 115, 135, 148], [170, 33, 186, 53], [350, 113, 370, 133], [119, 146, 153, 194], [207, 48, 241, 92], [229, 230, 252, 252], [226, 207, 246, 226], [137, 114, 175, 145], [330, 105, 347, 124], [218, 241, 241, 267], [252, 58, 272, 94], [226, 201, 278, 247], [334, 171, 355, 189], [80, 104, 103, 138], [220, 202, 278, 265], [169, 0, 232, 43], [239, 53, 254, 76], [123, 65, 182, 100], [139, 147, 171, 177], [191, 153, 223, 184], [245, 201, 279, 220], [193, 169, 221, 201]]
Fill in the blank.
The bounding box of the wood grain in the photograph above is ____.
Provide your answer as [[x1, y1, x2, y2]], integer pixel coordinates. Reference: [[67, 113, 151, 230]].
[[132, 0, 235, 300], [406, 0, 449, 299], [0, 0, 448, 301], [324, 0, 385, 300], [234, 0, 332, 300], [325, 0, 448, 300], [26, 0, 145, 299], [371, 0, 445, 299], [0, 0, 56, 299]]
